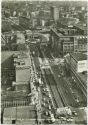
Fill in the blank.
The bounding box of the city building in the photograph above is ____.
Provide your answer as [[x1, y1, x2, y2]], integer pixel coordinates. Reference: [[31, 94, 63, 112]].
[[19, 16, 31, 29], [1, 51, 32, 108], [3, 106, 37, 124], [50, 6, 59, 21], [1, 51, 16, 88], [1, 31, 18, 51], [16, 31, 25, 44], [14, 52, 31, 83], [2, 19, 11, 32], [1, 8, 11, 18], [50, 24, 87, 56], [69, 53, 87, 73], [2, 89, 31, 108], [74, 35, 87, 53], [60, 37, 74, 56], [1, 34, 6, 47], [9, 17, 19, 25], [64, 52, 87, 99]]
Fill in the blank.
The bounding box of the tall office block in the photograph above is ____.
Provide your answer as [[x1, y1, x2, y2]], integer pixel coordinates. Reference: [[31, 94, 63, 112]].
[[50, 6, 59, 21]]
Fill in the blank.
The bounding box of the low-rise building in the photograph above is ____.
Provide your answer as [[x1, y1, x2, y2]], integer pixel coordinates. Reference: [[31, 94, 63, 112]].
[[64, 52, 87, 99], [2, 84, 31, 108], [14, 52, 31, 83], [74, 36, 87, 53], [1, 51, 32, 108], [3, 106, 37, 124], [9, 17, 19, 25], [1, 51, 16, 88], [50, 25, 87, 56], [1, 34, 6, 47], [19, 16, 31, 29], [69, 52, 87, 73]]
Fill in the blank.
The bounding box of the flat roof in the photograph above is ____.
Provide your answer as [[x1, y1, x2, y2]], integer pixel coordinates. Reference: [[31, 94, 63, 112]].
[[78, 72, 87, 84], [2, 90, 29, 101], [70, 53, 87, 61], [15, 52, 31, 67], [71, 107, 87, 123], [1, 51, 19, 64], [14, 84, 30, 92], [17, 32, 25, 44], [3, 105, 36, 120], [51, 28, 87, 38], [15, 53, 31, 82]]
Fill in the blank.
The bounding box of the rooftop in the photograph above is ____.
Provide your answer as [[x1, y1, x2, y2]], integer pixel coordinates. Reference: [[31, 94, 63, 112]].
[[51, 27, 87, 38], [1, 51, 18, 64], [14, 52, 31, 82], [14, 83, 30, 92], [78, 71, 87, 84], [74, 21, 87, 31], [70, 52, 87, 61], [3, 105, 36, 120], [17, 32, 25, 44], [2, 89, 30, 101], [59, 17, 79, 26], [14, 52, 31, 68], [71, 107, 87, 123]]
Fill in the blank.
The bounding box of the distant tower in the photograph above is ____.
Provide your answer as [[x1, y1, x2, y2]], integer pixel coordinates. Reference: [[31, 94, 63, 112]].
[[50, 6, 59, 22]]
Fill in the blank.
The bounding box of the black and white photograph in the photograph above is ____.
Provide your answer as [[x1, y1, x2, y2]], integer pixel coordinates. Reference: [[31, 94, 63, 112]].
[[1, 0, 87, 124]]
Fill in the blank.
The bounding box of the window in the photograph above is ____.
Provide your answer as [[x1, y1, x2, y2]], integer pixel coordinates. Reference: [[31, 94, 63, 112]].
[[63, 45, 67, 50], [70, 46, 73, 50], [67, 46, 70, 50], [12, 120, 16, 124]]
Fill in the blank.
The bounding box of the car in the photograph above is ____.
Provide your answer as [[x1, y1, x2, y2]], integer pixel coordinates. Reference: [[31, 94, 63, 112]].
[[48, 105, 51, 110], [50, 117, 55, 123], [44, 119, 51, 124], [42, 91, 46, 94], [50, 114, 55, 123], [58, 75, 61, 78], [68, 118, 73, 122], [47, 100, 50, 104], [42, 102, 46, 107], [45, 87, 49, 92], [43, 88, 46, 92], [66, 118, 71, 122], [66, 117, 73, 122], [48, 94, 51, 98], [75, 98, 79, 103], [60, 117, 67, 121], [45, 111, 49, 116], [43, 98, 46, 101], [72, 111, 77, 116]]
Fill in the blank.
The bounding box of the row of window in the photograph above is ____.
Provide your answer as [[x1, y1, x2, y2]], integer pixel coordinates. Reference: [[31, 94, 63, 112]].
[[63, 45, 74, 51], [74, 44, 87, 51], [78, 44, 86, 49], [2, 100, 30, 108]]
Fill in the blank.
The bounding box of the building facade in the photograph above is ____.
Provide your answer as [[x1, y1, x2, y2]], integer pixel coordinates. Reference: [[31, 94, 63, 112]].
[[74, 36, 87, 52], [50, 6, 59, 21], [64, 52, 87, 100], [50, 26, 87, 57], [69, 53, 87, 73]]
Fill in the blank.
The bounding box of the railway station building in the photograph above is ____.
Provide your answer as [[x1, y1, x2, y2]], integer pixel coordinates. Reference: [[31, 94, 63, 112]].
[[64, 52, 87, 101]]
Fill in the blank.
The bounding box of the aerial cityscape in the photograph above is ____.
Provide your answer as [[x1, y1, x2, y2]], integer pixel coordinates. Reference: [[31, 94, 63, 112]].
[[1, 1, 87, 125]]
